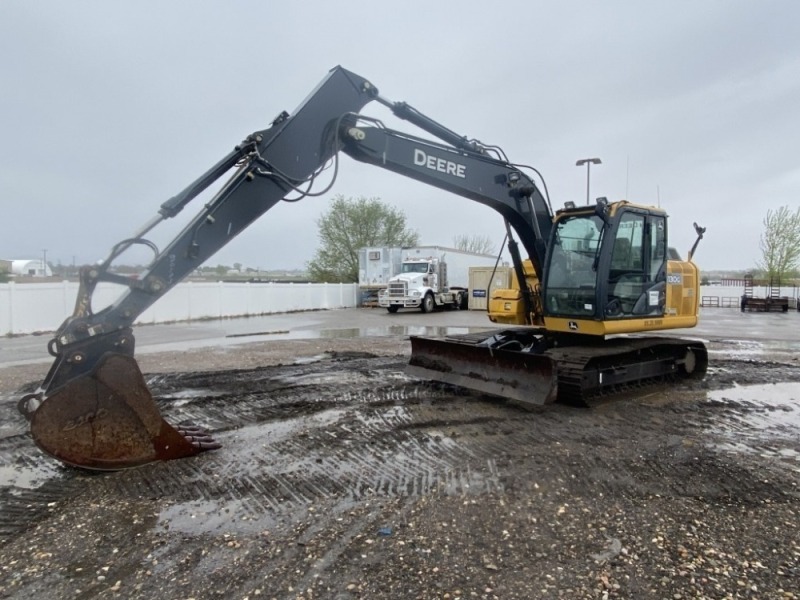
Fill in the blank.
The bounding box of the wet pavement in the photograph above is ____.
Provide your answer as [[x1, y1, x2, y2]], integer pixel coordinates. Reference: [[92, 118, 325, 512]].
[[0, 307, 494, 367], [2, 305, 800, 368]]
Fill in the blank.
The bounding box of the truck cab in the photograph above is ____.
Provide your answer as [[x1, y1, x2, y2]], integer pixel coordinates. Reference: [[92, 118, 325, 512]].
[[379, 256, 464, 313]]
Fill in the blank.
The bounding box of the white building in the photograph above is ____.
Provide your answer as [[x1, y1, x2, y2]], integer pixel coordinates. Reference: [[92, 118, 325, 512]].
[[10, 259, 52, 277]]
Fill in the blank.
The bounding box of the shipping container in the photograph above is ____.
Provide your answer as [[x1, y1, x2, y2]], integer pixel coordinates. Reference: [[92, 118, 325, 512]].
[[468, 266, 513, 310]]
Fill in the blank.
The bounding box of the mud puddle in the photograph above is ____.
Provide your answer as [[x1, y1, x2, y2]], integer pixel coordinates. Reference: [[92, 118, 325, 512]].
[[138, 324, 488, 355], [708, 337, 800, 359], [0, 462, 64, 490], [3, 340, 800, 600], [705, 381, 800, 468], [159, 497, 281, 535]]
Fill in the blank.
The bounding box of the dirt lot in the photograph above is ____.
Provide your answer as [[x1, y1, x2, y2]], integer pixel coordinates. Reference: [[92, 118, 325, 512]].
[[0, 333, 799, 600]]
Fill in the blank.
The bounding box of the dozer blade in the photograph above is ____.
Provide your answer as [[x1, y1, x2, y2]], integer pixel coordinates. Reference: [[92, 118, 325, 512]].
[[30, 353, 218, 471], [407, 335, 557, 409]]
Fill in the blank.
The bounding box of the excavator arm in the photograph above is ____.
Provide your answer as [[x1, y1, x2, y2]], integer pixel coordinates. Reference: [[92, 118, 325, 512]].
[[40, 67, 376, 372], [21, 67, 379, 469], [21, 66, 557, 470]]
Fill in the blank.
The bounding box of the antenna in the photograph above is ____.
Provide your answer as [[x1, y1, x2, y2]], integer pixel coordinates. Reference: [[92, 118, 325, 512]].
[[625, 155, 629, 200], [657, 185, 661, 208]]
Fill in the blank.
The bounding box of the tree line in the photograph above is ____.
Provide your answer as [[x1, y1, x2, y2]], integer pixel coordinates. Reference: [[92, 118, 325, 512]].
[[758, 205, 800, 283], [305, 197, 800, 285]]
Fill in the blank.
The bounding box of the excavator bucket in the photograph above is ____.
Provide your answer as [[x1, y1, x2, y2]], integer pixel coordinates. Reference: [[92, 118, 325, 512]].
[[407, 335, 557, 409], [29, 353, 217, 471]]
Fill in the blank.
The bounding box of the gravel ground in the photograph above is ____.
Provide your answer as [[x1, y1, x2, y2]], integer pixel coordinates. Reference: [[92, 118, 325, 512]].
[[0, 334, 799, 600]]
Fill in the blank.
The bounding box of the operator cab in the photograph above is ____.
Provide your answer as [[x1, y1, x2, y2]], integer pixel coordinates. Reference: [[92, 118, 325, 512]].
[[543, 201, 667, 322]]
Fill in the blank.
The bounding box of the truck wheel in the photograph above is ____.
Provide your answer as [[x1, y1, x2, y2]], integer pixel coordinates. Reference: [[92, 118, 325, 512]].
[[452, 292, 463, 310], [421, 293, 435, 313], [386, 306, 399, 314]]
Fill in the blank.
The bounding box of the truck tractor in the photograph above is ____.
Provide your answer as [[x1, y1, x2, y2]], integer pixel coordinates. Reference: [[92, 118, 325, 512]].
[[379, 255, 461, 313], [379, 246, 497, 313]]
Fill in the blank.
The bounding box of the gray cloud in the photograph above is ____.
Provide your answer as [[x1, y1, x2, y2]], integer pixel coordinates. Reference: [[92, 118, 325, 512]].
[[2, 1, 798, 272]]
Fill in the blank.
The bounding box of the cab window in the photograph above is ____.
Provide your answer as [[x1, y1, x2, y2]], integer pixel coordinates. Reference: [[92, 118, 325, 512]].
[[545, 214, 604, 316], [605, 213, 666, 318]]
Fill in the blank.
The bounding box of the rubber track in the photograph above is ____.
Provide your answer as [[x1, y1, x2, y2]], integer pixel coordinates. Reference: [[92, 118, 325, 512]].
[[551, 338, 709, 406]]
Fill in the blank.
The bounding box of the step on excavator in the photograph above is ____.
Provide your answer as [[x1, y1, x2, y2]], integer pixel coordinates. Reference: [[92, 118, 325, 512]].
[[18, 66, 707, 470]]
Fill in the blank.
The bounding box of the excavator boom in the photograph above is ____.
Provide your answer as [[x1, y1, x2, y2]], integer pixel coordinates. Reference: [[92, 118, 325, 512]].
[[20, 66, 380, 469]]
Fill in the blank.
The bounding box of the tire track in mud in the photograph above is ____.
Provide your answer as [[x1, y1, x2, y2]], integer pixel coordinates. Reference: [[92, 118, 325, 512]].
[[0, 356, 503, 542], [101, 358, 800, 522], [147, 392, 506, 526], [1, 355, 799, 544]]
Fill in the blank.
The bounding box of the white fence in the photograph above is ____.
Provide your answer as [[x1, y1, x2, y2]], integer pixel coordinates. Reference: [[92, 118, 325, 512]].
[[3, 281, 796, 336], [0, 281, 359, 336]]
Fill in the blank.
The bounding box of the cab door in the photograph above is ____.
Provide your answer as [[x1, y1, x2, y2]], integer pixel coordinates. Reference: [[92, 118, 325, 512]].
[[604, 210, 667, 318]]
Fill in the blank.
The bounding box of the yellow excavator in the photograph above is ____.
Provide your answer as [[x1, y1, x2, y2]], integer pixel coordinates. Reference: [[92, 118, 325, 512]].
[[18, 66, 707, 470], [408, 199, 706, 406]]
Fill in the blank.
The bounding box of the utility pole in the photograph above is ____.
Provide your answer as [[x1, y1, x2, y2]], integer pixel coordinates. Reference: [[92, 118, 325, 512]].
[[42, 248, 48, 277], [576, 158, 602, 205]]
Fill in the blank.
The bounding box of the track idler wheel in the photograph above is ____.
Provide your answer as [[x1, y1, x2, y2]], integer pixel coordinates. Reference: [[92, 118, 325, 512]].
[[28, 353, 220, 470]]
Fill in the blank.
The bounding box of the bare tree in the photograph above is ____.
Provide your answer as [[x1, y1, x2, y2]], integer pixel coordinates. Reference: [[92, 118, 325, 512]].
[[758, 205, 800, 283], [452, 233, 496, 255], [308, 195, 419, 283]]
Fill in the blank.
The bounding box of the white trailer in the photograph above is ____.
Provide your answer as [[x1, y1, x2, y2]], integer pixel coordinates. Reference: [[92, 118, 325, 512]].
[[358, 247, 405, 287], [379, 245, 502, 313]]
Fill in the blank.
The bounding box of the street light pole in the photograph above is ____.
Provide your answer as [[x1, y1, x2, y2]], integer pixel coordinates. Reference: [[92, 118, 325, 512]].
[[576, 158, 602, 205]]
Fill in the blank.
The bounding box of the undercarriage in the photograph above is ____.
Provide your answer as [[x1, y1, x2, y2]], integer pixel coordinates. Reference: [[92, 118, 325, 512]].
[[408, 328, 708, 408]]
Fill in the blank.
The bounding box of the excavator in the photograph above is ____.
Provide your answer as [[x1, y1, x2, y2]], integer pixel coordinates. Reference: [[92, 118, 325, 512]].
[[17, 66, 707, 471]]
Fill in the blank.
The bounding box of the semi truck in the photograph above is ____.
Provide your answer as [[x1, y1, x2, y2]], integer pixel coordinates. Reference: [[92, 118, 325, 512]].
[[377, 245, 500, 313]]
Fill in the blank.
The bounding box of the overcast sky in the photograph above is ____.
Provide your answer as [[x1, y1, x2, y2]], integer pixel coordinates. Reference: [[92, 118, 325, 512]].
[[2, 1, 798, 273]]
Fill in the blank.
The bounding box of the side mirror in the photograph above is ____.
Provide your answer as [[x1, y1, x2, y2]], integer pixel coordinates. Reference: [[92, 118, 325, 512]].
[[688, 222, 706, 261], [594, 197, 611, 226]]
